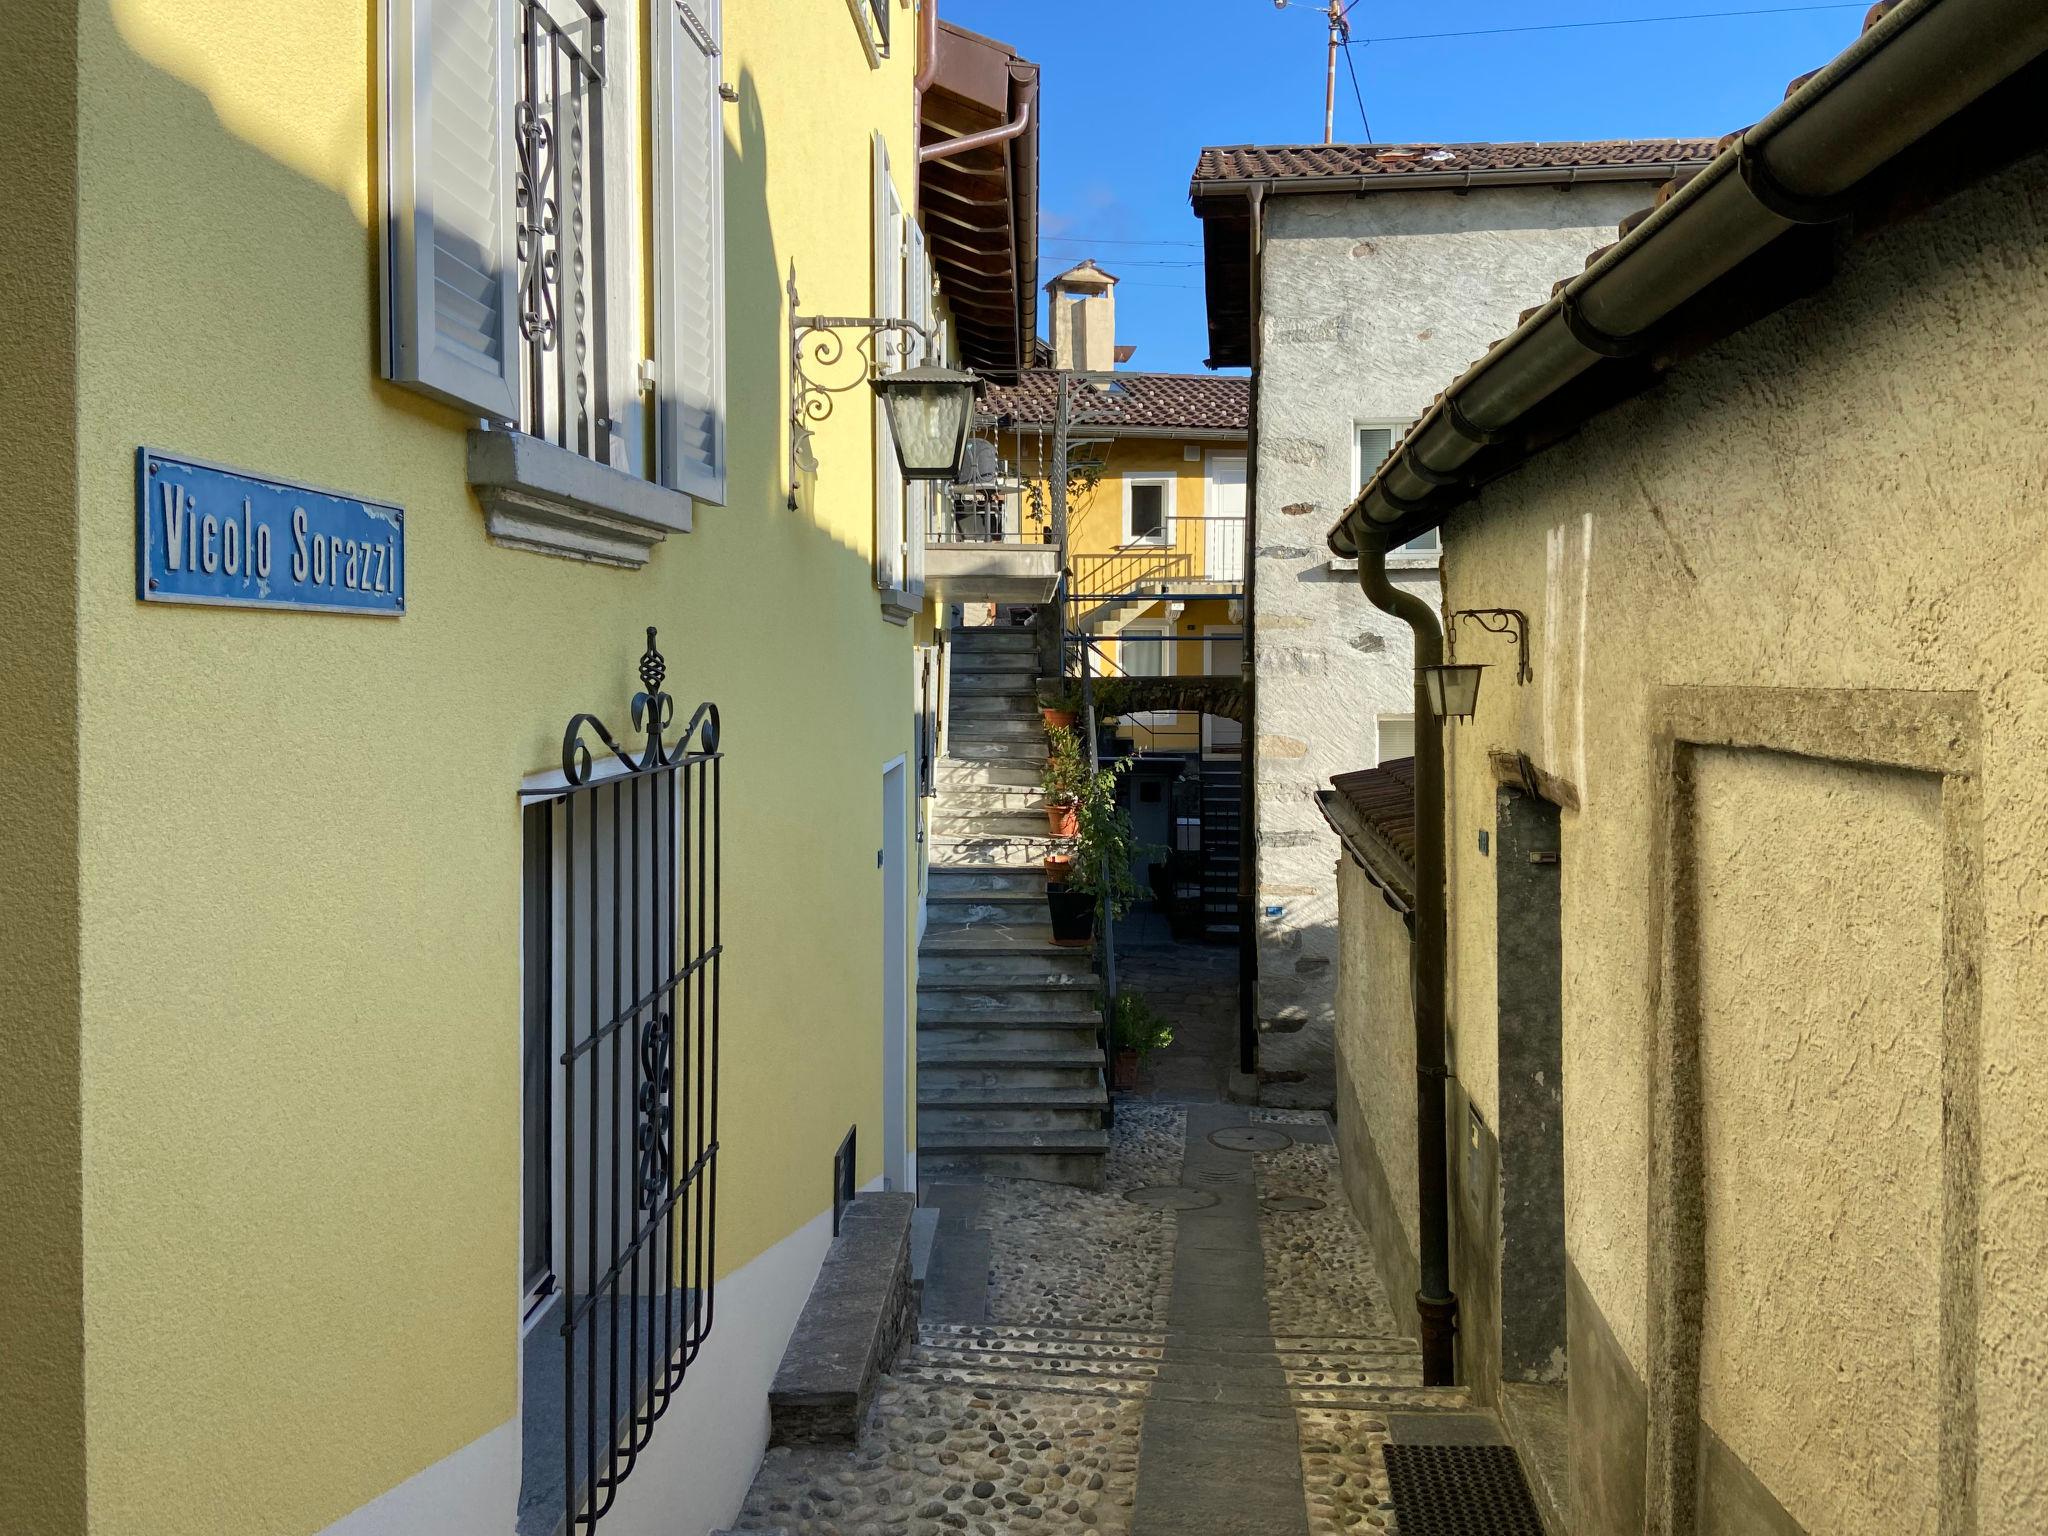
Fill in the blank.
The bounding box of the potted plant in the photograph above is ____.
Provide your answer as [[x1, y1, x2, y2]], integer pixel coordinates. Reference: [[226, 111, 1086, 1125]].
[[1040, 725, 1087, 837], [1039, 681, 1080, 731], [1108, 991, 1174, 1090], [1043, 850, 1074, 886], [1050, 756, 1148, 947]]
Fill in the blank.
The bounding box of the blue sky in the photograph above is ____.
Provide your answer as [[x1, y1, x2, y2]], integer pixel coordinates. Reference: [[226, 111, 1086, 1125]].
[[942, 0, 1872, 374]]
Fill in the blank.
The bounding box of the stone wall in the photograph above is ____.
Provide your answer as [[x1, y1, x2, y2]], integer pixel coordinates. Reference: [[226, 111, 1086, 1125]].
[[1251, 184, 1651, 1089], [1433, 156, 2048, 1534]]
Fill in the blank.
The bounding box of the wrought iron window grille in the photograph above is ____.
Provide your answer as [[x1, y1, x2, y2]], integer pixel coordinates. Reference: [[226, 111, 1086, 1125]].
[[516, 0, 618, 464], [519, 627, 722, 1533]]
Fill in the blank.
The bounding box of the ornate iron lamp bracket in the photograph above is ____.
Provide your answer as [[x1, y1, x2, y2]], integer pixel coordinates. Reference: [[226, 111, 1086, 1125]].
[[1445, 607, 1533, 685], [787, 267, 936, 509]]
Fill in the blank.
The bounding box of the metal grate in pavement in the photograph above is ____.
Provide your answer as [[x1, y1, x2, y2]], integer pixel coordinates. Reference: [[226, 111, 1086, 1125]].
[[1383, 1443, 1546, 1535]]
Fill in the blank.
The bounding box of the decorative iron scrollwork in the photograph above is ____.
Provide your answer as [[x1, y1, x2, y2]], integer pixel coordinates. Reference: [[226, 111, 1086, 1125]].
[[1445, 607, 1533, 685], [637, 1010, 675, 1209], [514, 100, 560, 348], [560, 626, 720, 785], [786, 265, 936, 509]]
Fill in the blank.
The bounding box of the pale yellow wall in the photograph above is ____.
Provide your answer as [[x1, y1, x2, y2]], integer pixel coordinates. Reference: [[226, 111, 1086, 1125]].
[[1114, 596, 1239, 753], [1693, 749, 1944, 1535], [0, 7, 87, 1532], [1017, 435, 1245, 575], [1434, 157, 2048, 1529], [53, 2, 930, 1533], [1334, 857, 1418, 1268]]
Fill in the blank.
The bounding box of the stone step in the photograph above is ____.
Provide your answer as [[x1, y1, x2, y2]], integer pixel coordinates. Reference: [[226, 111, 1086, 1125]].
[[916, 1321, 1419, 1362], [924, 917, 1059, 947], [942, 741, 1047, 766], [949, 692, 1039, 718], [915, 1127, 1110, 1190], [917, 966, 1095, 992], [916, 1029, 1102, 1063], [916, 1044, 1106, 1072], [920, 953, 1083, 984], [933, 782, 1046, 810], [917, 1097, 1105, 1138], [928, 866, 1044, 897], [936, 760, 1044, 788], [949, 628, 1038, 653], [929, 833, 1066, 868], [932, 809, 1057, 839], [947, 717, 1047, 741], [946, 671, 1040, 696], [924, 888, 1044, 916], [917, 997, 1100, 1028]]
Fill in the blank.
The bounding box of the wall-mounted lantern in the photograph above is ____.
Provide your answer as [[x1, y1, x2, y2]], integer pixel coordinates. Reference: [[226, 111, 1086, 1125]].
[[871, 364, 984, 481], [1420, 662, 1488, 720], [786, 269, 982, 508]]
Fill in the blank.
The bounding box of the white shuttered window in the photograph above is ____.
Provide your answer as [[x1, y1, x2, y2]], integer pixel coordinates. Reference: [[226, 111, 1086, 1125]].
[[384, 0, 521, 420], [652, 0, 728, 503]]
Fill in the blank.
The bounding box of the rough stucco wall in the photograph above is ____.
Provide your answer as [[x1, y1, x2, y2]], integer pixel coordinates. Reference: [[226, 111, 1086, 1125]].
[[70, 3, 925, 1533], [1253, 185, 1649, 1087], [1438, 155, 2048, 1531], [1333, 858, 1419, 1305], [0, 5, 85, 1533], [1694, 749, 1944, 1534]]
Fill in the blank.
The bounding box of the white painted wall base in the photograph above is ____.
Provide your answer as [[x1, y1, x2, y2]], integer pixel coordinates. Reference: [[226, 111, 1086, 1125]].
[[316, 1184, 879, 1536]]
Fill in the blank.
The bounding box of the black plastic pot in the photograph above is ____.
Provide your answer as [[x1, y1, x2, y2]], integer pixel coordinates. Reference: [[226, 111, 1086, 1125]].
[[1047, 886, 1097, 946]]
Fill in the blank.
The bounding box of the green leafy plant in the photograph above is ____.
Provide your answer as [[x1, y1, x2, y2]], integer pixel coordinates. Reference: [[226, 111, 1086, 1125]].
[[1040, 724, 1089, 807], [1108, 991, 1174, 1057], [1065, 756, 1151, 920]]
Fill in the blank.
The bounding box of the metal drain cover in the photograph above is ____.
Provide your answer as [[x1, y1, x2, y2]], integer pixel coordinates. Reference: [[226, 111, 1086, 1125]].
[[1207, 1126, 1292, 1153], [1124, 1185, 1220, 1210], [1383, 1444, 1545, 1535], [1261, 1194, 1325, 1213]]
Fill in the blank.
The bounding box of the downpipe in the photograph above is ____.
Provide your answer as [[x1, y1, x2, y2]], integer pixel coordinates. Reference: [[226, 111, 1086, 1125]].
[[1356, 539, 1458, 1386]]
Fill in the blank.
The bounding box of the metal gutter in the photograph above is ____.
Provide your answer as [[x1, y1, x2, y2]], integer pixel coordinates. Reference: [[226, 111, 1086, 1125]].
[[1190, 161, 1700, 202], [1331, 0, 2048, 556], [921, 76, 1035, 163]]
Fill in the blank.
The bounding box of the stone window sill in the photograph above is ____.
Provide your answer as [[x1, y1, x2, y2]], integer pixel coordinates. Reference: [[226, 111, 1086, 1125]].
[[1326, 552, 1440, 574], [879, 588, 920, 626], [468, 428, 692, 570]]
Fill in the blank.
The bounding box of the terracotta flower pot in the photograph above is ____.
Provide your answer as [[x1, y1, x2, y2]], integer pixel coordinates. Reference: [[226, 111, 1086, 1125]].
[[1041, 707, 1078, 730], [1112, 1048, 1140, 1091], [1045, 800, 1079, 837], [1043, 853, 1074, 886]]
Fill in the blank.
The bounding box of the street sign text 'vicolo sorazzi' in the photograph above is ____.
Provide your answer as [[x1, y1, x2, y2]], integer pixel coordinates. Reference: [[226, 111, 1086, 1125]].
[[137, 448, 405, 616]]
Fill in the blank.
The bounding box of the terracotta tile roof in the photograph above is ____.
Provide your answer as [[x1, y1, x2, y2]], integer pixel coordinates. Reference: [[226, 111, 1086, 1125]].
[[1192, 140, 1718, 186], [979, 370, 1250, 433], [1318, 758, 1417, 911]]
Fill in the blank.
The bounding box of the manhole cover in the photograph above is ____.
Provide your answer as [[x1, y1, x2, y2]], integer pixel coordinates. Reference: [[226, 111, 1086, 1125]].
[[1124, 1185, 1220, 1210], [1261, 1194, 1326, 1213], [1207, 1126, 1292, 1153]]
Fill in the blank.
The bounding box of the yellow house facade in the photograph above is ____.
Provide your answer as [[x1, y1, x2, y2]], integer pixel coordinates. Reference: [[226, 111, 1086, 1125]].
[[2, 3, 1039, 1534], [976, 265, 1250, 760]]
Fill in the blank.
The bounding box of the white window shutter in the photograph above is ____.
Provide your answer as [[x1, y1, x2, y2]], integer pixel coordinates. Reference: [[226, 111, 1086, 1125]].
[[384, 0, 519, 420], [903, 218, 931, 596], [872, 134, 904, 595], [653, 0, 728, 503]]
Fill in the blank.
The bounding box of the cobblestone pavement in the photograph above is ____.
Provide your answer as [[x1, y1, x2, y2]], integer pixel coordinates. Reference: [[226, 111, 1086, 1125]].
[[730, 945, 1466, 1536]]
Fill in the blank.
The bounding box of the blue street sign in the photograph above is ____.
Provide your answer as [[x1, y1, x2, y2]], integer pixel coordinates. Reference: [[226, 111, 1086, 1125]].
[[137, 447, 405, 616]]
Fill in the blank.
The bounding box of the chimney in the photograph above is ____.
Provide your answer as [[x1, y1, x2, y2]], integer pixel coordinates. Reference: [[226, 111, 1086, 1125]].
[[1046, 260, 1119, 372]]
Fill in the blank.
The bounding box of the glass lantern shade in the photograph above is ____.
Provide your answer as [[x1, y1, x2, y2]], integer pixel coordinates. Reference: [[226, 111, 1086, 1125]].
[[1420, 663, 1487, 720], [872, 365, 983, 481]]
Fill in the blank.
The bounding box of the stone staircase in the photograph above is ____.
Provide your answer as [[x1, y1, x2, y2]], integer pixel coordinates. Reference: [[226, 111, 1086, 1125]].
[[918, 625, 1110, 1189], [1200, 759, 1244, 944]]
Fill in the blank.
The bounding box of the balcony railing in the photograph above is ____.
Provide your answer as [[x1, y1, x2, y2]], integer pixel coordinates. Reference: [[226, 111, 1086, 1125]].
[[929, 489, 1053, 546], [1067, 517, 1246, 603]]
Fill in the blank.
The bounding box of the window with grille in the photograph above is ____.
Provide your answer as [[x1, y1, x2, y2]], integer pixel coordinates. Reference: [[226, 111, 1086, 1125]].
[[849, 0, 891, 63], [516, 629, 722, 1533], [383, 0, 729, 502], [1356, 423, 1438, 557]]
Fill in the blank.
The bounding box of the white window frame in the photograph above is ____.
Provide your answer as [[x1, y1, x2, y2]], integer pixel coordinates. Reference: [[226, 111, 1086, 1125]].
[[1121, 473, 1175, 547], [872, 132, 926, 621], [1355, 420, 1439, 562], [1376, 713, 1417, 766]]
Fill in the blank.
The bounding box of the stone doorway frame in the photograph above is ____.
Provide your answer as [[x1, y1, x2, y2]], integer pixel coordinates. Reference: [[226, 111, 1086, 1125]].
[[1641, 685, 1983, 1536]]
